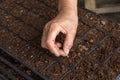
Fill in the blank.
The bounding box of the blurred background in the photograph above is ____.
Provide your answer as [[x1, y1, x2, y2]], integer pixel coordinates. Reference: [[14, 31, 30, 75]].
[[78, 0, 120, 23]]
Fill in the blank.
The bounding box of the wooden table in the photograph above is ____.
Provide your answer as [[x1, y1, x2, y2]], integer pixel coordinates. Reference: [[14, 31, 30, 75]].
[[85, 0, 120, 14]]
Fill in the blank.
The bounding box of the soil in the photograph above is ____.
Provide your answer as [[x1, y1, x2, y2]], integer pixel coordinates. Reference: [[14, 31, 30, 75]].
[[18, 44, 39, 61], [0, 0, 16, 12], [83, 28, 104, 45], [19, 25, 40, 40], [8, 20, 25, 34], [0, 0, 120, 80], [0, 25, 2, 30], [0, 14, 15, 26], [88, 36, 118, 63], [10, 5, 27, 18], [0, 29, 14, 45], [4, 37, 26, 55], [0, 49, 43, 80], [93, 54, 120, 80], [78, 8, 114, 32], [0, 61, 25, 80]]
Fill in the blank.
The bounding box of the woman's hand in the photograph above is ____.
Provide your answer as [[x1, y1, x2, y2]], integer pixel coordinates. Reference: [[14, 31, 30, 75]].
[[41, 10, 78, 57]]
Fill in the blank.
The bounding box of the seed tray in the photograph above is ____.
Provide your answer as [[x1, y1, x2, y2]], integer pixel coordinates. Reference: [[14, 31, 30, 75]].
[[0, 0, 120, 80]]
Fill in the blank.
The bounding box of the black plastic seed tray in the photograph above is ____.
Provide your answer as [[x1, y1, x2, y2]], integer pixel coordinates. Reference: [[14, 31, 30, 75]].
[[0, 0, 120, 80], [0, 48, 47, 80]]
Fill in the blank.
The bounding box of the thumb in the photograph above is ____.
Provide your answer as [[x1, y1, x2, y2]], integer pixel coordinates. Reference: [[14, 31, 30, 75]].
[[63, 33, 75, 56]]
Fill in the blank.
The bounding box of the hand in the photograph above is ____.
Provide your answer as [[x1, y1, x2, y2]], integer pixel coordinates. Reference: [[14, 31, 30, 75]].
[[41, 11, 78, 57]]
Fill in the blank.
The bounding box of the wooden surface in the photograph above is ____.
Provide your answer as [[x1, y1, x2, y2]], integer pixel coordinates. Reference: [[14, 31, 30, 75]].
[[85, 0, 120, 14]]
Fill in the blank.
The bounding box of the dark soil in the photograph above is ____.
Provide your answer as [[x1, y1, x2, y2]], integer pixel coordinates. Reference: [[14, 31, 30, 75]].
[[4, 37, 26, 55], [8, 20, 25, 34], [93, 54, 120, 80], [10, 5, 27, 17], [0, 29, 14, 45], [0, 49, 43, 80], [0, 14, 15, 26], [0, 0, 120, 80]]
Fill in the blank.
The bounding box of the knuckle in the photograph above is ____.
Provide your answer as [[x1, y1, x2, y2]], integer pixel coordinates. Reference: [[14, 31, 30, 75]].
[[44, 23, 50, 29], [41, 43, 46, 48], [44, 24, 48, 30], [41, 40, 47, 48], [69, 44, 73, 48], [46, 40, 51, 46], [41, 40, 46, 47], [67, 43, 73, 48], [50, 23, 58, 28], [70, 30, 76, 34]]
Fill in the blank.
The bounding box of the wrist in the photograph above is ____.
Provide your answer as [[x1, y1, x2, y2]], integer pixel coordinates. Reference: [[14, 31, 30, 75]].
[[58, 0, 78, 17], [59, 8, 78, 18]]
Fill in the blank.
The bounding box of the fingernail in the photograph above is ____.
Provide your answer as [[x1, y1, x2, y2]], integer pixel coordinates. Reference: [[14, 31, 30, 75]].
[[64, 48, 69, 57]]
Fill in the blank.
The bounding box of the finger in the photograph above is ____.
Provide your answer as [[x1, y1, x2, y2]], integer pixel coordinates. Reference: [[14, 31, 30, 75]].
[[55, 42, 62, 48], [41, 31, 47, 48], [63, 33, 76, 56], [53, 42, 66, 56], [41, 24, 49, 49], [46, 24, 62, 56], [47, 43, 66, 57], [47, 41, 60, 56], [58, 49, 66, 57], [55, 42, 67, 56]]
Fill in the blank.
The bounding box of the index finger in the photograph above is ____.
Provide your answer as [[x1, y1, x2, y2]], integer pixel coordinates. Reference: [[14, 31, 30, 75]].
[[46, 25, 66, 56]]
